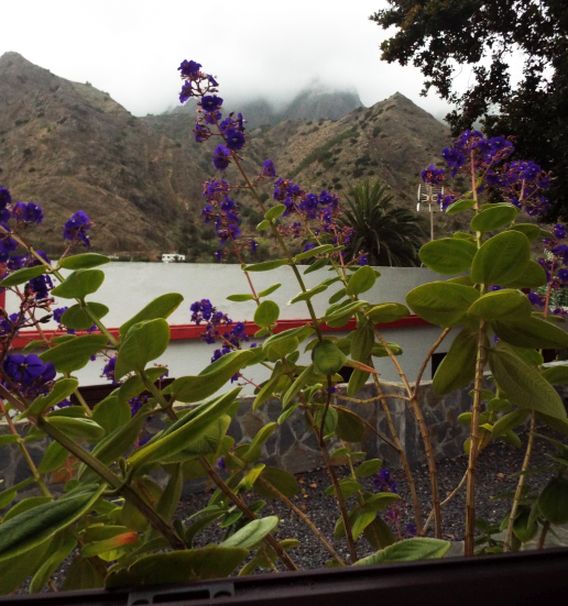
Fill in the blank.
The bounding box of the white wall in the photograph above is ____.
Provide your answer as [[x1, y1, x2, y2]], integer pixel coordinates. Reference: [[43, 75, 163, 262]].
[[6, 263, 453, 387]]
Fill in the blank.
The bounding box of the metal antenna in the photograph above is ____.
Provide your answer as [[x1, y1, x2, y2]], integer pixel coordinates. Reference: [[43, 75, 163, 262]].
[[417, 183, 444, 241]]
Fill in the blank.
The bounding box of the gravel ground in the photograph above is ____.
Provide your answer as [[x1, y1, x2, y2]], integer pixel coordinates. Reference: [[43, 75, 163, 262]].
[[179, 433, 561, 569]]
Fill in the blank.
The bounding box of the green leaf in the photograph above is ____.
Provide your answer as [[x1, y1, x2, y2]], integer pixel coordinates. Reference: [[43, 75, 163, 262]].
[[509, 223, 551, 241], [325, 300, 368, 327], [115, 319, 170, 378], [259, 283, 282, 297], [119, 293, 183, 337], [445, 197, 475, 215], [105, 546, 249, 589], [406, 281, 479, 327], [165, 350, 256, 403], [92, 395, 129, 434], [501, 260, 547, 288], [244, 259, 288, 271], [470, 203, 518, 232], [241, 423, 278, 463], [0, 486, 104, 562], [491, 409, 529, 438], [542, 365, 568, 385], [0, 540, 51, 594], [0, 265, 46, 287], [38, 441, 68, 474], [127, 388, 240, 469], [255, 467, 299, 499], [58, 253, 110, 269], [40, 334, 108, 373], [264, 203, 286, 221], [60, 302, 109, 330], [492, 316, 568, 349], [468, 289, 532, 321], [29, 533, 76, 593], [488, 346, 567, 420], [346, 265, 377, 295], [539, 477, 568, 524], [419, 238, 477, 274], [46, 416, 105, 441], [62, 556, 104, 590], [25, 378, 79, 417], [294, 244, 336, 262], [355, 459, 382, 478], [254, 300, 280, 328], [313, 340, 346, 375], [116, 367, 167, 407], [226, 293, 254, 302], [262, 325, 313, 358], [335, 407, 365, 442], [304, 257, 329, 274], [432, 329, 478, 395], [50, 269, 105, 299], [366, 302, 410, 324], [289, 283, 329, 304], [470, 231, 530, 286], [355, 537, 451, 566]]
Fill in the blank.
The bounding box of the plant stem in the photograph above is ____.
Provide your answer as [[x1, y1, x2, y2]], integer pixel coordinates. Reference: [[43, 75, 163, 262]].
[[0, 401, 51, 498], [371, 376, 423, 535], [306, 410, 358, 563], [464, 321, 487, 556], [375, 332, 442, 537], [35, 417, 185, 549], [504, 413, 536, 551], [228, 453, 345, 566], [199, 456, 298, 571], [538, 520, 550, 549]]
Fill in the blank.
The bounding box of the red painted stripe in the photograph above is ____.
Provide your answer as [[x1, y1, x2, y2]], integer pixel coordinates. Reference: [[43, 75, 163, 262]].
[[11, 316, 429, 348]]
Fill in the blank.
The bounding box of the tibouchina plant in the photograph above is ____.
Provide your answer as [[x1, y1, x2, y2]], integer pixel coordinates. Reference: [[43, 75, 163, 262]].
[[0, 60, 566, 594]]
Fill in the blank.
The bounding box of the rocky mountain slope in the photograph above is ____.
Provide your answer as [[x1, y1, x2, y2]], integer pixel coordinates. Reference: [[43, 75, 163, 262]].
[[0, 52, 203, 256], [0, 52, 452, 259]]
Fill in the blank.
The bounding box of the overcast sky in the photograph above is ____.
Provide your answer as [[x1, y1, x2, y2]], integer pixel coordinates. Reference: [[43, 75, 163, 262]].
[[1, 0, 455, 118]]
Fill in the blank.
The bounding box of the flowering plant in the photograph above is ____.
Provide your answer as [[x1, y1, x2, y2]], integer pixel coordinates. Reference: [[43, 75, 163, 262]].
[[0, 60, 567, 595]]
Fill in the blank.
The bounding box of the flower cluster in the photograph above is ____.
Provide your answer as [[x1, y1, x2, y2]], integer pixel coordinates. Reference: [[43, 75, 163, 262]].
[[373, 467, 416, 538], [527, 223, 568, 316], [178, 59, 246, 172], [190, 299, 251, 372], [2, 353, 55, 398], [431, 132, 550, 218], [420, 164, 445, 185], [441, 130, 514, 177], [63, 210, 92, 247]]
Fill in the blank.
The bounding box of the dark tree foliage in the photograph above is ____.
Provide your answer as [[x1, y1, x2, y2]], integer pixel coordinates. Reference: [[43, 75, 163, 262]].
[[371, 1, 568, 217]]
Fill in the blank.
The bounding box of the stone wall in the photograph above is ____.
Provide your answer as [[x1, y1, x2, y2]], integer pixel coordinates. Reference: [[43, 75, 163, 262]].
[[0, 381, 472, 492]]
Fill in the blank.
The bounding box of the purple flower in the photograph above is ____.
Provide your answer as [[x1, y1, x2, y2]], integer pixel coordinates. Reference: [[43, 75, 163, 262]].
[[3, 353, 55, 389], [554, 224, 566, 240], [194, 123, 211, 143], [224, 128, 245, 151], [12, 201, 43, 225], [101, 355, 118, 384], [63, 211, 92, 247], [201, 95, 223, 112], [420, 164, 445, 185], [262, 159, 276, 178], [178, 60, 202, 79], [27, 274, 53, 301], [212, 145, 231, 170]]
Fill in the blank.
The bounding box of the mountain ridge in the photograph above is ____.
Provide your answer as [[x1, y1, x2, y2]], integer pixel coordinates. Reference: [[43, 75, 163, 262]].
[[0, 52, 451, 259]]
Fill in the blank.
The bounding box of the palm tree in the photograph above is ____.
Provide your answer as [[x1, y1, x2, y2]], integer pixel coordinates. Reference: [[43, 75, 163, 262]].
[[339, 180, 426, 266]]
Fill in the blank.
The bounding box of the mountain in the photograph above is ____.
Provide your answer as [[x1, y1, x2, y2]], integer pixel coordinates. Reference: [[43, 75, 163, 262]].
[[0, 53, 452, 260], [0, 52, 203, 256]]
